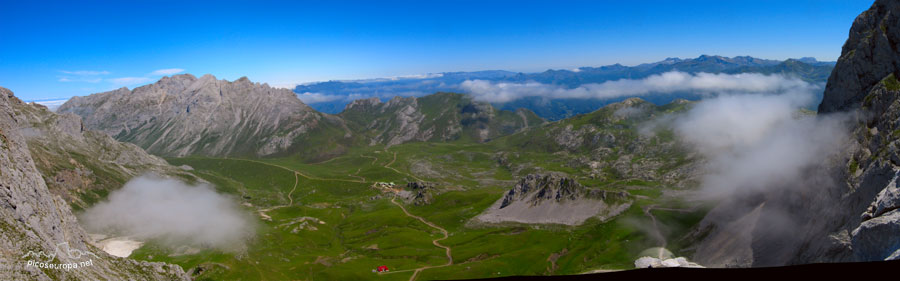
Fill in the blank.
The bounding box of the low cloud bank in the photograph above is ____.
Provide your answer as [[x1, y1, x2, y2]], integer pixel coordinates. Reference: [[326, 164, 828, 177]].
[[297, 92, 347, 103], [461, 71, 817, 103], [669, 91, 851, 199], [81, 175, 254, 250]]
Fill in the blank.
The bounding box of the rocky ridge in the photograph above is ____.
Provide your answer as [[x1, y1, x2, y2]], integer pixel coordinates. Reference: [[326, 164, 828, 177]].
[[0, 87, 189, 280], [339, 92, 544, 146], [12, 95, 193, 210], [58, 74, 352, 160]]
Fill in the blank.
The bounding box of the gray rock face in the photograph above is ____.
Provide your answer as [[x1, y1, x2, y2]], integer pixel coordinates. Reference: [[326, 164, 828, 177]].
[[403, 181, 433, 206], [0, 87, 189, 280], [58, 74, 351, 159], [473, 173, 630, 226], [818, 0, 900, 113], [11, 93, 193, 210], [852, 209, 900, 261], [844, 80, 900, 261]]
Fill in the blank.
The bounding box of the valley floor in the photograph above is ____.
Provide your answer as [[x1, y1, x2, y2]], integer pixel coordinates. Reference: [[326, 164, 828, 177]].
[[127, 142, 707, 280]]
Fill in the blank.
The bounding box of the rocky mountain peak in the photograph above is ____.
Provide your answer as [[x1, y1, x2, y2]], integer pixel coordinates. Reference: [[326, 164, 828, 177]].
[[819, 0, 900, 113], [474, 173, 630, 226], [58, 74, 349, 159], [343, 97, 382, 112]]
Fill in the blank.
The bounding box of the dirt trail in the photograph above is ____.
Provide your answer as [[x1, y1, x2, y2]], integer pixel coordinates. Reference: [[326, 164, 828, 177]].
[[382, 196, 452, 281], [348, 168, 366, 182], [384, 150, 424, 182], [362, 155, 378, 165], [378, 151, 451, 281], [229, 155, 448, 280], [642, 205, 667, 248], [257, 172, 299, 220]]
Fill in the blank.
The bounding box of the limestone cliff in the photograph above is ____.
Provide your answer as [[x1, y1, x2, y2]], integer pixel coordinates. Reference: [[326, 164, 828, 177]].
[[0, 87, 189, 280]]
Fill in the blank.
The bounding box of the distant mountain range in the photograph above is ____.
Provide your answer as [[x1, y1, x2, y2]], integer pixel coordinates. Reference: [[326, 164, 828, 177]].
[[294, 55, 835, 120]]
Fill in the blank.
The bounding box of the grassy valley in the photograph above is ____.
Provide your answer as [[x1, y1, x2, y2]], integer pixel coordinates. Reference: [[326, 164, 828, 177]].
[[124, 97, 710, 280]]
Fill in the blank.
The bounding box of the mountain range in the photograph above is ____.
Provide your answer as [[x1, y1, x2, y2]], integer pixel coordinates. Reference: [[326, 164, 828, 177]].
[[295, 55, 835, 120], [58, 76, 542, 161]]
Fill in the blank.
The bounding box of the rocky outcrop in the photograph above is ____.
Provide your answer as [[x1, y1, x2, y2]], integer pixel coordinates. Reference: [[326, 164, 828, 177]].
[[818, 0, 900, 113], [11, 95, 193, 210], [0, 87, 189, 280], [473, 173, 630, 226], [403, 182, 433, 206], [58, 74, 352, 159]]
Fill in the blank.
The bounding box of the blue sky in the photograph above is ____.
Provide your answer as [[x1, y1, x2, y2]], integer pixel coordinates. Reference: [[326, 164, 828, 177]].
[[0, 0, 873, 101]]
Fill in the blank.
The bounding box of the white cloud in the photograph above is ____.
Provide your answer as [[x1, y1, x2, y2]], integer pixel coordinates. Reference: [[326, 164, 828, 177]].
[[58, 77, 102, 83], [460, 71, 817, 103], [150, 68, 185, 76], [670, 91, 851, 199], [109, 77, 153, 85], [61, 70, 110, 75], [81, 175, 254, 250], [296, 92, 346, 104], [58, 70, 109, 83], [270, 82, 299, 90]]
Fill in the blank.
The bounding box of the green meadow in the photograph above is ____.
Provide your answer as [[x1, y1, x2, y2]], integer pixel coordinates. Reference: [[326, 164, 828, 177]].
[[119, 135, 708, 280]]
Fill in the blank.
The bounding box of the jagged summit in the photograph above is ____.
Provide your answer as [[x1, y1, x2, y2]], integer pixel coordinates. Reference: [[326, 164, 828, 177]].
[[59, 73, 349, 159], [819, 0, 900, 113]]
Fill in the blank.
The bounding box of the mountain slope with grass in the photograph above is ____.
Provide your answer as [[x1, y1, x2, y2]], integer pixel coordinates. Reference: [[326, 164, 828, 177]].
[[340, 92, 544, 146]]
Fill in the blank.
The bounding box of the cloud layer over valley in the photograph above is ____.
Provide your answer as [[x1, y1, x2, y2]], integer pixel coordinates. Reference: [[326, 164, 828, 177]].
[[669, 91, 852, 199], [461, 71, 818, 103], [81, 175, 254, 250]]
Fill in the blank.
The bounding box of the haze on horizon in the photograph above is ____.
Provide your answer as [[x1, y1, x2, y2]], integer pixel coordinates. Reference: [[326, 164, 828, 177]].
[[0, 0, 872, 101]]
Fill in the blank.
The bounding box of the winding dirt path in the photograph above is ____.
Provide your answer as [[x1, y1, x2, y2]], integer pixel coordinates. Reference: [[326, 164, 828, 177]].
[[257, 172, 299, 220], [642, 205, 667, 248], [348, 167, 366, 182], [386, 196, 452, 281], [384, 150, 424, 182], [362, 155, 378, 165], [642, 205, 697, 250], [228, 155, 449, 280]]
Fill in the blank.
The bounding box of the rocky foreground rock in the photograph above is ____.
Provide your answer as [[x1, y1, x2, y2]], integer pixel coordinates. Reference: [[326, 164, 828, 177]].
[[473, 173, 630, 226], [0, 87, 189, 280]]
